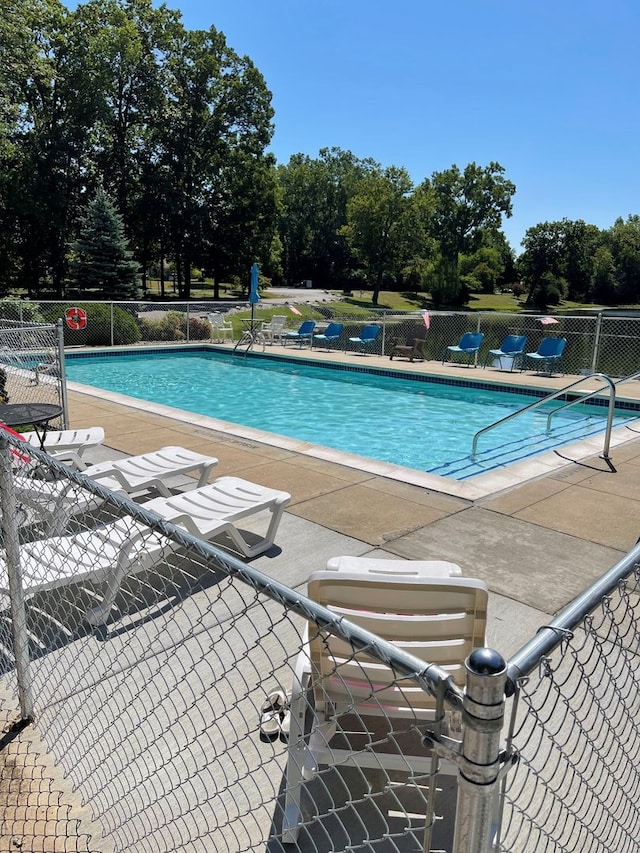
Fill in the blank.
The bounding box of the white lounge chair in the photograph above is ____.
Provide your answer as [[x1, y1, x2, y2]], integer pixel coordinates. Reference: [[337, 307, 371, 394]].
[[21, 426, 105, 470], [13, 446, 219, 536], [282, 570, 488, 843], [142, 475, 291, 559], [82, 445, 218, 496], [2, 476, 291, 625]]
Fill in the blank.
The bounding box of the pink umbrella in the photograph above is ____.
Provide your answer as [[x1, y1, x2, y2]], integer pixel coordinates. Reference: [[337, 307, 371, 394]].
[[537, 316, 559, 325]]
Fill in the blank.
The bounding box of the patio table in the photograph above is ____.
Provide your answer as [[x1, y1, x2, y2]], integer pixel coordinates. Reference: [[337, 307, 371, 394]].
[[0, 402, 64, 449]]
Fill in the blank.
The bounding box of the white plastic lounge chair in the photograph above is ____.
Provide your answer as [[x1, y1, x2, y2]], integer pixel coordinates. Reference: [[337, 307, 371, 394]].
[[13, 446, 219, 536], [282, 570, 488, 843], [82, 446, 218, 496], [2, 476, 291, 625], [142, 475, 291, 559], [21, 426, 105, 469]]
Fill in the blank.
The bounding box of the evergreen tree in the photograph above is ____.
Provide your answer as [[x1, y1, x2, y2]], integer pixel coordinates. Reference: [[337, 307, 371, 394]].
[[70, 189, 141, 299]]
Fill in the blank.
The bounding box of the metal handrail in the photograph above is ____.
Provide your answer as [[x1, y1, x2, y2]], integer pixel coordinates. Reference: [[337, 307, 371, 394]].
[[471, 373, 618, 461], [544, 373, 617, 462], [545, 368, 640, 441]]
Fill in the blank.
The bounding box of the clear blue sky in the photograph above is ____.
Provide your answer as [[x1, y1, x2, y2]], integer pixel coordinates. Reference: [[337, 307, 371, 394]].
[[172, 0, 639, 253]]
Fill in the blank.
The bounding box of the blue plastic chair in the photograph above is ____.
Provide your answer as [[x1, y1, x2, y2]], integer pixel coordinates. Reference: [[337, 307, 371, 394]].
[[443, 332, 485, 367], [484, 334, 527, 371], [523, 337, 567, 375], [348, 324, 381, 354], [312, 322, 343, 351], [282, 320, 316, 348]]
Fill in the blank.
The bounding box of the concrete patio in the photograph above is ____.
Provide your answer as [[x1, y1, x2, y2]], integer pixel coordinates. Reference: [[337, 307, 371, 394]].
[[2, 346, 640, 850]]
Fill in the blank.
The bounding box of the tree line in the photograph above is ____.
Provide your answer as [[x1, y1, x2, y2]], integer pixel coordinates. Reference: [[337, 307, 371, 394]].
[[2, 0, 640, 309]]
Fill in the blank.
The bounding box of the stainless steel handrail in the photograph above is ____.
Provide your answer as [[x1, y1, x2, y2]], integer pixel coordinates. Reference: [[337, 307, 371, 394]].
[[471, 373, 618, 462], [544, 369, 640, 459], [544, 373, 616, 462]]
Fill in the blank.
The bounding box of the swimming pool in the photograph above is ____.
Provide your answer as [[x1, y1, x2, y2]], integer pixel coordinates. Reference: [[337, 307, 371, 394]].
[[65, 348, 639, 480]]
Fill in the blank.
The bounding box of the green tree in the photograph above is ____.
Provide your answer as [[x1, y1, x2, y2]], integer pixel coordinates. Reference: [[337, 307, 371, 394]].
[[70, 188, 141, 298], [159, 25, 275, 298], [527, 271, 567, 311], [608, 215, 640, 303], [519, 221, 565, 306], [459, 245, 503, 295], [420, 161, 515, 305], [590, 245, 617, 304], [277, 147, 374, 287], [205, 149, 280, 298], [341, 165, 416, 305]]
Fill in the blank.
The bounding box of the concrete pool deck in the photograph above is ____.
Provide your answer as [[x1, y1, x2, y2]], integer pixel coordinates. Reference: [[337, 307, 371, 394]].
[[2, 346, 640, 850]]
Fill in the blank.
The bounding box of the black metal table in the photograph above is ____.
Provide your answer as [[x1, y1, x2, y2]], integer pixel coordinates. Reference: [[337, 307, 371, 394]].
[[0, 402, 64, 449]]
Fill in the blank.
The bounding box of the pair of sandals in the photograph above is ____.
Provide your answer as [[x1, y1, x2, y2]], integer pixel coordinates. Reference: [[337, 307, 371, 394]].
[[259, 689, 291, 742]]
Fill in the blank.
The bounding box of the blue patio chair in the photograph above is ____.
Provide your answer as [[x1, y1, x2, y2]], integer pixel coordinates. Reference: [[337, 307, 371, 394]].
[[348, 324, 381, 354], [443, 332, 484, 367], [523, 337, 567, 375], [312, 322, 343, 351], [282, 320, 316, 348], [484, 334, 527, 371]]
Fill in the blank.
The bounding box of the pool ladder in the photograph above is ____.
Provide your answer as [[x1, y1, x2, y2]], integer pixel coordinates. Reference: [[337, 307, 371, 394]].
[[471, 370, 640, 470]]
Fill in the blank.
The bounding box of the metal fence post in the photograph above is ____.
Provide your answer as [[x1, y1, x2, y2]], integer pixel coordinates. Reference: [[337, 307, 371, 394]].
[[186, 302, 190, 342], [0, 437, 34, 720], [591, 312, 603, 373], [110, 302, 114, 347], [452, 648, 508, 853], [57, 318, 69, 428]]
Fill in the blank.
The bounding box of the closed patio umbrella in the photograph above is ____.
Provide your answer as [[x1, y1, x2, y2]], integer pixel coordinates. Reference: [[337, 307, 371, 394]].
[[249, 263, 260, 331]]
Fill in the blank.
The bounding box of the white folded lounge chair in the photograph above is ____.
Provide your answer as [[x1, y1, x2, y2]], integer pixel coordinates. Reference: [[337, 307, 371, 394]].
[[21, 427, 105, 469], [2, 476, 291, 625], [13, 445, 219, 536]]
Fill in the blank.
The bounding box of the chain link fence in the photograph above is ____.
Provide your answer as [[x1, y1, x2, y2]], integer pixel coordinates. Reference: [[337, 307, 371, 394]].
[[500, 553, 640, 853], [1, 430, 640, 850], [2, 299, 639, 378], [0, 436, 485, 852], [0, 318, 66, 422]]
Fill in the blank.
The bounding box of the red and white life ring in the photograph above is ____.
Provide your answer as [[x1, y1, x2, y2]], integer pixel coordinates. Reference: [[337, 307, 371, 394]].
[[65, 306, 87, 330]]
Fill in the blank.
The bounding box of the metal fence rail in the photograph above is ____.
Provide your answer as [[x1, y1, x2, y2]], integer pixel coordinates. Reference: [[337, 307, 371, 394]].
[[2, 299, 640, 378]]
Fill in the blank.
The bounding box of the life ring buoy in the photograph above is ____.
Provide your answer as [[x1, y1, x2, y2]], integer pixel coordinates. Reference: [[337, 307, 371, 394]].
[[65, 307, 87, 330]]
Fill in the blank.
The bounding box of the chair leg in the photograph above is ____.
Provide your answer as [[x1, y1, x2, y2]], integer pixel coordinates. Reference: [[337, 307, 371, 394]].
[[282, 667, 311, 843]]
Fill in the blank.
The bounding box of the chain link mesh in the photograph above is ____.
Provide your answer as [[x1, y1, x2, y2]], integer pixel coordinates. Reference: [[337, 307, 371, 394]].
[[4, 300, 639, 378], [0, 320, 64, 413], [500, 569, 640, 852], [0, 440, 459, 852]]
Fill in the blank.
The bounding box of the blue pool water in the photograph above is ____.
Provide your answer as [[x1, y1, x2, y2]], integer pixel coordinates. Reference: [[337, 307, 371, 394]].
[[66, 349, 639, 480]]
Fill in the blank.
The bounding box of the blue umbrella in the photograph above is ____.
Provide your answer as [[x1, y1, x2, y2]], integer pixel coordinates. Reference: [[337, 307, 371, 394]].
[[249, 263, 260, 333], [249, 263, 260, 304]]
